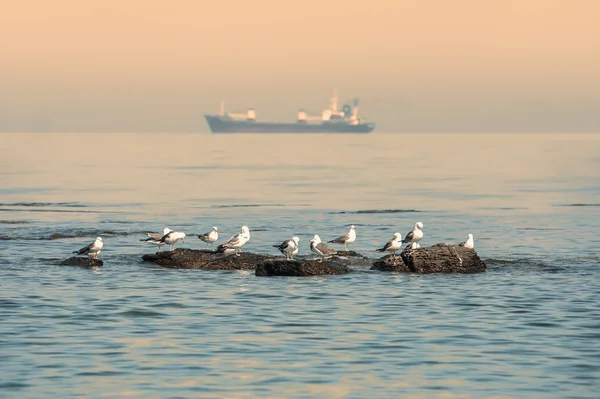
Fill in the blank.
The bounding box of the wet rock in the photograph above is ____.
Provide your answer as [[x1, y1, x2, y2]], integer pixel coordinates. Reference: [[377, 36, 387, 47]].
[[371, 255, 411, 272], [59, 257, 103, 268], [141, 248, 270, 270], [333, 250, 367, 258], [256, 259, 350, 277], [399, 245, 486, 273]]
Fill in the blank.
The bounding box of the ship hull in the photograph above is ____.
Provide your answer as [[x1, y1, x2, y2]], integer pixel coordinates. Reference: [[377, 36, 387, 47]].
[[205, 115, 375, 134]]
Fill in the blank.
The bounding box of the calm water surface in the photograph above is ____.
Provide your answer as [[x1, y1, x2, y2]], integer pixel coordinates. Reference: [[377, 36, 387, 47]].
[[1, 132, 599, 398]]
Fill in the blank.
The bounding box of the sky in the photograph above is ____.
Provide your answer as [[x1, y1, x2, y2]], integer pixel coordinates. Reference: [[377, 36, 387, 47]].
[[1, 0, 599, 132]]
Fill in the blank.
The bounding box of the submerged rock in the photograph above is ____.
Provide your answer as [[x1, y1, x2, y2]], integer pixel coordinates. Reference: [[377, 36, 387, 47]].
[[256, 259, 350, 277], [332, 250, 367, 259], [141, 248, 270, 270], [371, 254, 410, 272], [399, 245, 486, 273], [59, 257, 103, 268]]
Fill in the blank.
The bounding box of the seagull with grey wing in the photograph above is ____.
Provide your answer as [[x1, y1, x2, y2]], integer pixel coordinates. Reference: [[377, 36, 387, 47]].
[[146, 230, 186, 252], [217, 225, 250, 256], [328, 225, 356, 251], [73, 237, 103, 259], [141, 227, 173, 251], [198, 226, 218, 248], [376, 232, 402, 259], [273, 236, 299, 260], [459, 233, 474, 249], [310, 234, 337, 262], [402, 222, 424, 249]]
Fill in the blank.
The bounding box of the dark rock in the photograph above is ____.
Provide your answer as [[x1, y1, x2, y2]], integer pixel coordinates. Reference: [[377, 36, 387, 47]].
[[333, 250, 367, 258], [59, 257, 103, 268], [371, 255, 411, 272], [256, 259, 350, 277], [400, 245, 486, 273], [141, 248, 270, 270]]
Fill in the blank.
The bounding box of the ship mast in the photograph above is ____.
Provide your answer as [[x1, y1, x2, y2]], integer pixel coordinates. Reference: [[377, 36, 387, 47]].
[[330, 88, 338, 113]]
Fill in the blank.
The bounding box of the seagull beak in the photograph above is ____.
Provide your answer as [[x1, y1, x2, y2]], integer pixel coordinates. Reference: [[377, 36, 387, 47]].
[[182, 238, 185, 243]]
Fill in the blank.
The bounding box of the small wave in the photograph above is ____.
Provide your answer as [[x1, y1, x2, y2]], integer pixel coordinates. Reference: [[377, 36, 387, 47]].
[[0, 220, 29, 224], [0, 208, 100, 214], [0, 202, 86, 207], [332, 209, 422, 214], [118, 310, 167, 318], [0, 230, 149, 241], [211, 204, 285, 208], [516, 227, 562, 231], [555, 203, 600, 207]]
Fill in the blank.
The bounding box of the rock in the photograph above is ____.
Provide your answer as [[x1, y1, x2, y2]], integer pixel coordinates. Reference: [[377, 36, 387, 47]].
[[59, 257, 103, 268], [400, 245, 486, 273], [256, 259, 350, 277], [141, 248, 270, 270], [371, 255, 411, 272], [333, 250, 367, 258]]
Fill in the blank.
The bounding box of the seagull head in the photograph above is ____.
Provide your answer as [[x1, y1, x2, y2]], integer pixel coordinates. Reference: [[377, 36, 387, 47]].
[[394, 232, 402, 239], [213, 226, 218, 231], [96, 237, 103, 242], [241, 226, 249, 234], [468, 233, 473, 239], [415, 222, 424, 230], [350, 225, 356, 230], [311, 235, 321, 244], [292, 236, 300, 244]]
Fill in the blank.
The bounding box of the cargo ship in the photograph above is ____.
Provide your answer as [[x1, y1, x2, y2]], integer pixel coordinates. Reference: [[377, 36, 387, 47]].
[[204, 90, 375, 134]]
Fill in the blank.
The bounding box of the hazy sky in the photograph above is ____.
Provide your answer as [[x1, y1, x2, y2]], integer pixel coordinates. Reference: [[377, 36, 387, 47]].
[[1, 0, 599, 132]]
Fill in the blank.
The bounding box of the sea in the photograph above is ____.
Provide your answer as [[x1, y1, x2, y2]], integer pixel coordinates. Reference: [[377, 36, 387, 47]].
[[1, 132, 599, 399]]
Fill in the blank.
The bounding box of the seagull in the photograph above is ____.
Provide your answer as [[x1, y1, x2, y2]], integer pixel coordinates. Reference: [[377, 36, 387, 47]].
[[328, 225, 356, 251], [376, 232, 403, 259], [73, 237, 103, 259], [310, 234, 337, 262], [273, 236, 300, 260], [141, 228, 173, 251], [217, 225, 250, 256], [146, 230, 186, 251], [459, 233, 474, 249], [198, 226, 218, 248], [402, 222, 424, 249]]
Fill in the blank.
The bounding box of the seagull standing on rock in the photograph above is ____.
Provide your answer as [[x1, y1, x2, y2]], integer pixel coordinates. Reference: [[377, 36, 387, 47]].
[[328, 225, 356, 252], [73, 237, 103, 259], [459, 233, 474, 249], [146, 230, 186, 252], [273, 236, 300, 260], [198, 226, 218, 248], [141, 228, 173, 251], [310, 235, 337, 262], [377, 232, 403, 259], [217, 226, 250, 256], [402, 222, 424, 249]]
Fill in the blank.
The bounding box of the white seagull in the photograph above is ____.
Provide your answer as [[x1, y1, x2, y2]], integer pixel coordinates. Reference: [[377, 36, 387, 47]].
[[217, 225, 250, 256], [73, 237, 103, 259], [328, 225, 356, 251], [146, 230, 186, 252], [141, 228, 173, 251], [198, 226, 219, 248], [376, 232, 403, 259], [402, 222, 424, 249], [310, 234, 337, 262], [459, 233, 474, 249], [273, 236, 300, 260]]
